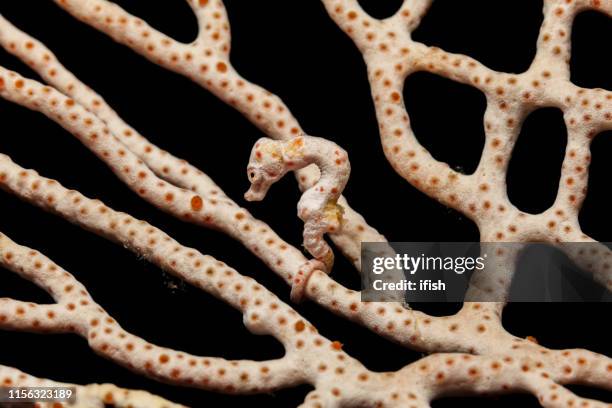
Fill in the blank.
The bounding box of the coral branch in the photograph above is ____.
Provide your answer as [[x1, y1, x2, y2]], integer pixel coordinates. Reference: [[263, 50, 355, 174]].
[[1, 151, 610, 376], [0, 153, 394, 347], [0, 231, 302, 393], [11, 210, 606, 406], [0, 53, 303, 287], [0, 14, 223, 198], [0, 20, 406, 344], [50, 0, 390, 269], [0, 10, 372, 302], [321, 0, 612, 299], [3, 219, 611, 405]]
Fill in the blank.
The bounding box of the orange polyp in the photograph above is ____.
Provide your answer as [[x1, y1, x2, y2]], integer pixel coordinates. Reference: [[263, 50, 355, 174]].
[[216, 62, 228, 73], [191, 195, 203, 211]]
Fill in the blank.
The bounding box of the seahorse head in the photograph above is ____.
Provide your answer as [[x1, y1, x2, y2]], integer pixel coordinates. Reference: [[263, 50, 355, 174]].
[[244, 138, 287, 201]]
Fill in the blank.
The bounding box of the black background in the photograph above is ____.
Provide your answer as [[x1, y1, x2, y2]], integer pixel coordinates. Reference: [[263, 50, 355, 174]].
[[0, 1, 610, 406]]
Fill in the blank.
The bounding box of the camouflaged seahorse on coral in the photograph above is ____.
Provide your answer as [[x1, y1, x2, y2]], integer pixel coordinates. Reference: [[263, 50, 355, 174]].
[[245, 136, 350, 301]]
